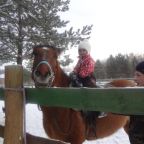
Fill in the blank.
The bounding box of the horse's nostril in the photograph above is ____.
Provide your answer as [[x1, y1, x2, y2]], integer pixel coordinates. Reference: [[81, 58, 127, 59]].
[[44, 72, 48, 77], [35, 71, 41, 77], [43, 71, 51, 78]]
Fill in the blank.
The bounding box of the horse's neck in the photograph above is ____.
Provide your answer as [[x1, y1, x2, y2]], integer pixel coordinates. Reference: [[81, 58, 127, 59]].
[[53, 67, 70, 87]]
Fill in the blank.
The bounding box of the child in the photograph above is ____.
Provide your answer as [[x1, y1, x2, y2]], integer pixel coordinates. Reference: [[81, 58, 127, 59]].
[[70, 39, 99, 138], [70, 39, 96, 87]]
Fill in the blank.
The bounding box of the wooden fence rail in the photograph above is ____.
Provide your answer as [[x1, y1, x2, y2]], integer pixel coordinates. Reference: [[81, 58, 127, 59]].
[[1, 86, 144, 114], [25, 87, 144, 115]]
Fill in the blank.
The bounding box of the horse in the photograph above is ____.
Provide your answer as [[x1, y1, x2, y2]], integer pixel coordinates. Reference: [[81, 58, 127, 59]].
[[31, 45, 136, 144]]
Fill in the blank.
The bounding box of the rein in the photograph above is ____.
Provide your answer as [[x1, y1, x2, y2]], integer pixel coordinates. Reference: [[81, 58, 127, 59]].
[[33, 60, 55, 87]]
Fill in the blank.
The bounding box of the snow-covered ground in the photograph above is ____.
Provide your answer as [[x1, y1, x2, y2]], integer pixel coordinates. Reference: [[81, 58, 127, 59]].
[[0, 101, 130, 144]]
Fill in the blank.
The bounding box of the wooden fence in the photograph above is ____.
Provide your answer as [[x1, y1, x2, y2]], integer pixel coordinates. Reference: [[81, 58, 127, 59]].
[[0, 65, 144, 144]]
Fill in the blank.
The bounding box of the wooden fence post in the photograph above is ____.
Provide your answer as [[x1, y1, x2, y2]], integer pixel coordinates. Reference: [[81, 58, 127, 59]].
[[4, 65, 26, 144]]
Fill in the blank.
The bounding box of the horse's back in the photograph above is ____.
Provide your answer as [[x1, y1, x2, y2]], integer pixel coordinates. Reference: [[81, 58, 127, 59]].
[[106, 79, 136, 87]]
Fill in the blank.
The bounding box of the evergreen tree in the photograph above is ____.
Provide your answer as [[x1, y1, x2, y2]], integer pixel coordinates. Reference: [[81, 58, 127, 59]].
[[95, 53, 144, 79], [0, 0, 92, 65], [105, 55, 117, 78], [114, 54, 130, 78], [94, 60, 106, 79]]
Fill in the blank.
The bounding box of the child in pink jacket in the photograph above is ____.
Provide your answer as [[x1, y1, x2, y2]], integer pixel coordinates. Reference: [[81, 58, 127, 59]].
[[71, 39, 96, 87], [70, 39, 102, 137]]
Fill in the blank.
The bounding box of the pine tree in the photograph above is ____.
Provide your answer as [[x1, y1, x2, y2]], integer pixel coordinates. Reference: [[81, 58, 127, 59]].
[[115, 54, 130, 78], [0, 0, 92, 65], [94, 60, 106, 79], [105, 55, 117, 78]]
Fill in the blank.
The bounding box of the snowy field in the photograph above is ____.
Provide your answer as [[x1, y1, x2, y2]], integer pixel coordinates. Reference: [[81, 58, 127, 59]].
[[0, 101, 130, 144]]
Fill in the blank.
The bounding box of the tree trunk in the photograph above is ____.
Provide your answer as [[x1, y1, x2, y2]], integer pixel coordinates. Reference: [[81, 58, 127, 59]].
[[17, 1, 23, 65]]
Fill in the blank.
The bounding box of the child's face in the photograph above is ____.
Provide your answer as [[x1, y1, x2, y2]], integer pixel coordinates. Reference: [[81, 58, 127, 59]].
[[78, 49, 88, 57]]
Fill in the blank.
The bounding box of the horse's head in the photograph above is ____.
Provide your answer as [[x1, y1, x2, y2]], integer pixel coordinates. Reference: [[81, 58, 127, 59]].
[[31, 45, 64, 87]]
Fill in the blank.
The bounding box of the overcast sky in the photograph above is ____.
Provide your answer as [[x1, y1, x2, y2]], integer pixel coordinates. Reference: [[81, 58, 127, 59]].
[[61, 0, 144, 61]]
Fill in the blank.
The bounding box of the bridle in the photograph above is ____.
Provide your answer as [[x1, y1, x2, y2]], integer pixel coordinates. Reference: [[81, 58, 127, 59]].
[[33, 60, 55, 87]]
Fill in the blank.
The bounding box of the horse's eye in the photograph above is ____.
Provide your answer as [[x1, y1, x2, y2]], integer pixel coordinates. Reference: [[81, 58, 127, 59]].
[[33, 52, 38, 57]]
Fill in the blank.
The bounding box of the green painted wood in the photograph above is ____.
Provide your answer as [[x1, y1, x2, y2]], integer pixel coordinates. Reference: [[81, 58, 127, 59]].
[[25, 87, 144, 115], [1, 87, 144, 115]]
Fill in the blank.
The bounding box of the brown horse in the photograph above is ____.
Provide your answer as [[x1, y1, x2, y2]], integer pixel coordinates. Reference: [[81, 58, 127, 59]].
[[31, 45, 135, 144]]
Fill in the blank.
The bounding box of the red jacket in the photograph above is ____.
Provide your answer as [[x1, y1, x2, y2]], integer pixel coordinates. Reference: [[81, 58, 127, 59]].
[[73, 54, 95, 78]]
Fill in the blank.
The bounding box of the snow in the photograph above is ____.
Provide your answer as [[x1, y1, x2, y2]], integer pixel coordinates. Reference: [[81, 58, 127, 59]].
[[0, 101, 130, 144]]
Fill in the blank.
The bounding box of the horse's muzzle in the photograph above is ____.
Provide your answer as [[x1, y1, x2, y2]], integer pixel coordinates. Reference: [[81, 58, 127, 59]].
[[33, 61, 55, 87]]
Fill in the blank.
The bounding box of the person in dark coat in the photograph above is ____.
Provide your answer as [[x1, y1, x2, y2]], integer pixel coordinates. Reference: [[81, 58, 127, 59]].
[[129, 61, 144, 144]]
